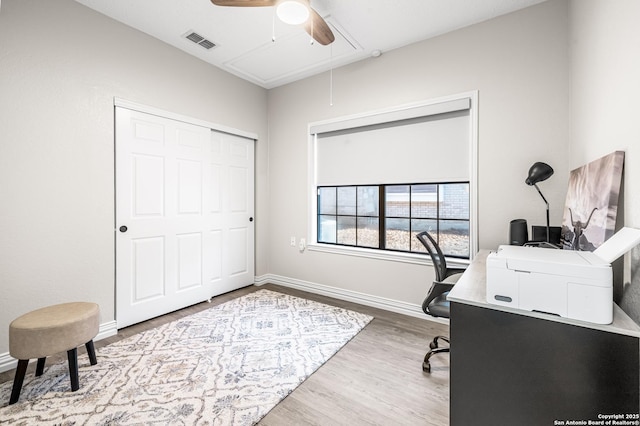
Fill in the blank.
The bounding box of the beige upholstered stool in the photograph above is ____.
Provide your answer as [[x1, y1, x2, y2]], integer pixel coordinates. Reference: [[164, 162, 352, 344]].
[[8, 302, 100, 405]]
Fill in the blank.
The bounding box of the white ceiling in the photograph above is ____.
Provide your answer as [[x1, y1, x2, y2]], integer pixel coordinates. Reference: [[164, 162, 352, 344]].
[[74, 0, 547, 89]]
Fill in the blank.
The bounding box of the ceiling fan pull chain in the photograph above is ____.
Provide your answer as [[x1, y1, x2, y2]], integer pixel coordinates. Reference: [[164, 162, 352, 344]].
[[310, 16, 314, 45], [329, 42, 333, 107], [272, 11, 276, 42]]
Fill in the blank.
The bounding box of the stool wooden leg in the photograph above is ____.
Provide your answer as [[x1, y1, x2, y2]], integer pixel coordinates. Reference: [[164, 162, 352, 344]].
[[35, 357, 46, 376], [85, 340, 97, 366], [67, 348, 79, 392], [9, 359, 29, 405]]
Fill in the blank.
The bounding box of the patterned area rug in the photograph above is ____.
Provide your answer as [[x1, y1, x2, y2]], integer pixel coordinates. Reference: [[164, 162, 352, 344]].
[[0, 289, 373, 425]]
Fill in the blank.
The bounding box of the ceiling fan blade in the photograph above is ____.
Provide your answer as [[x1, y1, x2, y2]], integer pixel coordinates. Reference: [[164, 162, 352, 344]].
[[304, 8, 335, 45], [210, 0, 276, 6]]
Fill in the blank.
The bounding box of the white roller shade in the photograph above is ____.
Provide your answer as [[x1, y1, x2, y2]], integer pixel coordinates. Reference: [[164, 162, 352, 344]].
[[315, 107, 470, 186]]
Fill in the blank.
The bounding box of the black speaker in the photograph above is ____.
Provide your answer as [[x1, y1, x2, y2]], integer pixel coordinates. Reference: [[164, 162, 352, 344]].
[[510, 219, 528, 246]]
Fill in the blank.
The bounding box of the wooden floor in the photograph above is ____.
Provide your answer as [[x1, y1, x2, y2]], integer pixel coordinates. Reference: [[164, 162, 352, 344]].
[[0, 284, 450, 425]]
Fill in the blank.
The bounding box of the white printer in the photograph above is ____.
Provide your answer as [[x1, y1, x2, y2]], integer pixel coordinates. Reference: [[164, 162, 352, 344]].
[[486, 227, 640, 325]]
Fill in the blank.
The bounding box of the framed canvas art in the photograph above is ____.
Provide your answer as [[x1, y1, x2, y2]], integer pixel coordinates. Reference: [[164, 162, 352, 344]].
[[561, 151, 625, 251]]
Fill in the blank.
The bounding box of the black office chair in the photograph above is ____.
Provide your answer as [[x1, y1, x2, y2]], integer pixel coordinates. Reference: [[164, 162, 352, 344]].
[[416, 231, 466, 373]]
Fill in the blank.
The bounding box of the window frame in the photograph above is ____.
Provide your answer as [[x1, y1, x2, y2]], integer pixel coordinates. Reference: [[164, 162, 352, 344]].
[[307, 92, 478, 267], [317, 182, 471, 258]]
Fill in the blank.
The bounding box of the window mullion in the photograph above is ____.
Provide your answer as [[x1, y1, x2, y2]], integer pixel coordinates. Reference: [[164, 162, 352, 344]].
[[409, 185, 413, 251], [436, 184, 440, 244], [355, 185, 359, 247], [379, 185, 385, 249]]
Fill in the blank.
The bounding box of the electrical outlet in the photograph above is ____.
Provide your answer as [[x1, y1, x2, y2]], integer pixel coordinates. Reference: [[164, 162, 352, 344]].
[[298, 238, 306, 251], [290, 236, 296, 247]]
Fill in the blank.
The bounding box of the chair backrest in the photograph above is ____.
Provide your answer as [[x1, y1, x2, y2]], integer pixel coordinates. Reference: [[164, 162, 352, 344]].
[[416, 231, 447, 282]]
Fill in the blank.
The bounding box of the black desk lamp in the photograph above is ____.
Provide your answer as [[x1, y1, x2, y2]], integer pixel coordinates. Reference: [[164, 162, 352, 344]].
[[525, 162, 554, 243]]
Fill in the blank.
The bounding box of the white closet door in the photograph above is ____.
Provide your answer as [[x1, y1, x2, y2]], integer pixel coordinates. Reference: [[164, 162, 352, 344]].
[[207, 130, 255, 294], [115, 107, 254, 328]]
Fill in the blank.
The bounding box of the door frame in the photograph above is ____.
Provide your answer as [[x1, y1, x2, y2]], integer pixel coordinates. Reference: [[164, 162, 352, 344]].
[[114, 98, 258, 141]]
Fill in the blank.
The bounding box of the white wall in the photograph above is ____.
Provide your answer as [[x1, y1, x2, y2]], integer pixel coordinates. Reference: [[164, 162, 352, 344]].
[[266, 1, 570, 307], [569, 0, 640, 322], [0, 0, 268, 357]]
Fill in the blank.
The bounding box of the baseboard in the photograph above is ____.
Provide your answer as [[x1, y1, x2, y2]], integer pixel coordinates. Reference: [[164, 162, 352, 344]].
[[96, 320, 118, 341], [0, 320, 118, 373], [254, 273, 448, 325]]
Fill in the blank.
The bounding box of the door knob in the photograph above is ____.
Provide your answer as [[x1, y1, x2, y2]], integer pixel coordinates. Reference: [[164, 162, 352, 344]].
[[119, 226, 128, 233]]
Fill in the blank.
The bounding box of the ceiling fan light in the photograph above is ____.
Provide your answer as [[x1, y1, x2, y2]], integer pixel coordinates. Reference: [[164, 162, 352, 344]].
[[276, 0, 309, 25]]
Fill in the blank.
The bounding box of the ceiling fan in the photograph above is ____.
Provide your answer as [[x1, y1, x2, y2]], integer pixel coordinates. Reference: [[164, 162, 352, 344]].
[[210, 0, 335, 45]]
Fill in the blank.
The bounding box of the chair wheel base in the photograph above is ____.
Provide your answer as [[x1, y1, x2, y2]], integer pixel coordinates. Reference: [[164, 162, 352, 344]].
[[423, 337, 450, 374]]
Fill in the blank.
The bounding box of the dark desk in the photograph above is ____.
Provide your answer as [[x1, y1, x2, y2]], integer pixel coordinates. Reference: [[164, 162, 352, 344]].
[[448, 250, 640, 425]]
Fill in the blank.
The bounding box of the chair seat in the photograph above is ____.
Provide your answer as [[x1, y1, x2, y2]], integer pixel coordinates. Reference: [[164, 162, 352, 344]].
[[443, 272, 464, 283], [427, 291, 450, 318]]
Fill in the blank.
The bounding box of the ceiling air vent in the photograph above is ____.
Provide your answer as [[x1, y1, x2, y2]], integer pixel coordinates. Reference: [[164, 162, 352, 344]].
[[183, 31, 217, 50]]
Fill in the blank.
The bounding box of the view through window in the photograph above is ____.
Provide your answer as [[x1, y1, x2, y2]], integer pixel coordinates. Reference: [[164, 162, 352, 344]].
[[318, 182, 470, 258]]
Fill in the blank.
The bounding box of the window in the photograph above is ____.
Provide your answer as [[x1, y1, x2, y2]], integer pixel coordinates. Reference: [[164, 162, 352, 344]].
[[318, 182, 470, 258], [309, 92, 478, 262]]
